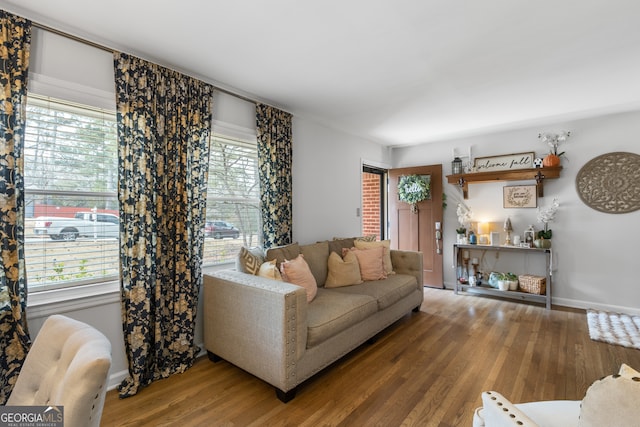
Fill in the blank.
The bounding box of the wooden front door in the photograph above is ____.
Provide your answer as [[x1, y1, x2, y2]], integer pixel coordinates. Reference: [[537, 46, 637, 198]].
[[388, 165, 444, 288]]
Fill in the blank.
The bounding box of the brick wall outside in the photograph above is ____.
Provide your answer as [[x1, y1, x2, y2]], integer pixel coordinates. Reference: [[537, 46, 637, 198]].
[[362, 172, 381, 240]]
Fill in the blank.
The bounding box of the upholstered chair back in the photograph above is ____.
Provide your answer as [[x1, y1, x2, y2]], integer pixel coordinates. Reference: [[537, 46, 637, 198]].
[[7, 314, 112, 427]]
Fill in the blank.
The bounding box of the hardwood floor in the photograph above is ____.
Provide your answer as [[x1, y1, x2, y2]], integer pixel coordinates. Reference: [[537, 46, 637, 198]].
[[100, 288, 640, 426]]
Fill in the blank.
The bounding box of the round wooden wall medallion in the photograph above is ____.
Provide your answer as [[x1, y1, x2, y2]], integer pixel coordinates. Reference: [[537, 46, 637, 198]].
[[576, 152, 640, 214]]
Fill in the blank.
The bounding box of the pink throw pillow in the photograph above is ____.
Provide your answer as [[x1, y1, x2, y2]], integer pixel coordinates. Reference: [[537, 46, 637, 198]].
[[280, 254, 318, 302], [344, 246, 387, 281]]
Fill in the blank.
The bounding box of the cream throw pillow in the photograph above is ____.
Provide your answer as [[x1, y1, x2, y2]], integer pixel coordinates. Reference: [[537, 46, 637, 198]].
[[257, 259, 282, 281], [354, 239, 393, 275], [578, 364, 640, 427], [280, 254, 318, 302], [618, 363, 640, 379], [325, 251, 363, 288], [346, 246, 387, 281]]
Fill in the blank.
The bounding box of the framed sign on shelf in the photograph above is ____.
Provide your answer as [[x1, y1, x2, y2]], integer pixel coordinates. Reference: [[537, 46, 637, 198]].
[[474, 152, 534, 172], [503, 185, 537, 208]]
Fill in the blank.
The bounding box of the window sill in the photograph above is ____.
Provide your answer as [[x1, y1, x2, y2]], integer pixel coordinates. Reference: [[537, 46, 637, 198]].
[[27, 263, 235, 318], [28, 280, 120, 318], [202, 262, 235, 275]]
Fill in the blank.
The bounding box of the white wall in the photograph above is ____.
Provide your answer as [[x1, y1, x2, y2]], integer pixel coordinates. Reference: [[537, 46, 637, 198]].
[[393, 110, 640, 314], [292, 118, 391, 243], [19, 15, 640, 395]]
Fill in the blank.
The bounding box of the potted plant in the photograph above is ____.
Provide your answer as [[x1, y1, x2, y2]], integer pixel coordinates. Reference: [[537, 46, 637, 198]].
[[492, 272, 518, 291], [534, 229, 552, 249], [455, 201, 473, 243], [539, 131, 570, 167], [534, 197, 559, 248]]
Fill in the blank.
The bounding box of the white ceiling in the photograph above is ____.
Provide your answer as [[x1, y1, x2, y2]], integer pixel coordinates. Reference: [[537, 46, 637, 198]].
[[3, 0, 640, 146]]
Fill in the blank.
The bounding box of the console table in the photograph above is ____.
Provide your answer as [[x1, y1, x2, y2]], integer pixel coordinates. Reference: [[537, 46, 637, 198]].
[[454, 244, 552, 309]]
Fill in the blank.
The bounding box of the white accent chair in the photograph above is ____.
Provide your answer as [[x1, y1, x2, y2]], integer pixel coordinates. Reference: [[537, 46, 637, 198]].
[[472, 364, 640, 427], [472, 391, 580, 427], [7, 314, 112, 427]]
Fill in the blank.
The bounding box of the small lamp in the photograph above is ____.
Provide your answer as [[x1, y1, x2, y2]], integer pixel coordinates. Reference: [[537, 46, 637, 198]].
[[452, 157, 463, 175], [477, 222, 489, 244], [503, 217, 513, 245]]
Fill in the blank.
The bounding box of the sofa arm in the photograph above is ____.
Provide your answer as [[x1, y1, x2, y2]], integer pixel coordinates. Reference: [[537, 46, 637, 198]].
[[203, 271, 308, 391], [390, 249, 423, 288], [474, 391, 539, 427]]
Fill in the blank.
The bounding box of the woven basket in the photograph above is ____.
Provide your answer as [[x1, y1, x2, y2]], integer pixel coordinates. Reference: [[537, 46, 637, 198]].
[[518, 274, 546, 295]]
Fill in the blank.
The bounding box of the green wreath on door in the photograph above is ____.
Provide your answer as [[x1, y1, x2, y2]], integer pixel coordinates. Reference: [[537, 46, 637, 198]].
[[398, 174, 430, 213]]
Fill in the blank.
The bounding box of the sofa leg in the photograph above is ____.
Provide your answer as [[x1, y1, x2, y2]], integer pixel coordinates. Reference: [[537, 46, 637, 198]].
[[207, 351, 222, 363], [412, 305, 421, 313], [276, 387, 297, 403]]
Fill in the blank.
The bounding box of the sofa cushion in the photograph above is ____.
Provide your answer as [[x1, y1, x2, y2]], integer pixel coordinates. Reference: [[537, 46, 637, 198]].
[[332, 235, 377, 242], [325, 251, 362, 288], [265, 243, 301, 270], [332, 273, 417, 310], [237, 246, 264, 275], [346, 246, 387, 281], [300, 241, 330, 286], [306, 288, 378, 348], [354, 239, 393, 275], [280, 254, 317, 302], [328, 238, 355, 256]]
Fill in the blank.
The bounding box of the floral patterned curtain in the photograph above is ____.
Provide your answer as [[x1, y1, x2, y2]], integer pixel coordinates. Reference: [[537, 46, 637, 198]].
[[114, 52, 213, 397], [256, 104, 293, 248], [0, 10, 31, 404]]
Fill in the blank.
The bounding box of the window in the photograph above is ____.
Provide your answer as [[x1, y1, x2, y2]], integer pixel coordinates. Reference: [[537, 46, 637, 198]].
[[203, 134, 261, 265], [24, 95, 119, 292], [23, 96, 260, 291]]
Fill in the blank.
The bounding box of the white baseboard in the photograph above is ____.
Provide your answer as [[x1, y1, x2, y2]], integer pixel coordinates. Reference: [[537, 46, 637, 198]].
[[552, 297, 640, 316], [443, 282, 640, 316], [107, 369, 129, 391]]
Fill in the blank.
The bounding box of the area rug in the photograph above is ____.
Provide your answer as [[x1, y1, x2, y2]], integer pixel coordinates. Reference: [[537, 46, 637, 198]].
[[587, 309, 640, 350]]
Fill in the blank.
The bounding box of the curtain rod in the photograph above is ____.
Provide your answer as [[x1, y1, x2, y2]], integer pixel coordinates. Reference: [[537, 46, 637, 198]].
[[30, 21, 264, 107]]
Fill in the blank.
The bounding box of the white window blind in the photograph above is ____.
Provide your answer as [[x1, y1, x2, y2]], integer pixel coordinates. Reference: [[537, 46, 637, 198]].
[[203, 134, 261, 265], [24, 95, 119, 292], [23, 96, 261, 288]]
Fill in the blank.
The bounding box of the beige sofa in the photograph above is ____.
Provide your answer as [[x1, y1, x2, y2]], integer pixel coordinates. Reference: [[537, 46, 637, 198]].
[[203, 238, 424, 402]]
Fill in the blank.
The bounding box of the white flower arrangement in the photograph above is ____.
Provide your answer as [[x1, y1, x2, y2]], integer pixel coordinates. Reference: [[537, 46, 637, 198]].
[[456, 202, 473, 231], [538, 131, 571, 156], [536, 197, 559, 239], [537, 197, 560, 224]]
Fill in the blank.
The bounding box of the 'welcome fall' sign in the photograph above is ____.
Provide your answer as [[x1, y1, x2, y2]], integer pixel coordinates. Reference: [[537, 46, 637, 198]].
[[473, 152, 535, 172]]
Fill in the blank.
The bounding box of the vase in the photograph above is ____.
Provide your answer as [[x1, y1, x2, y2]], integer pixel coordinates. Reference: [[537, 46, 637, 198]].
[[534, 238, 552, 249], [543, 154, 561, 167]]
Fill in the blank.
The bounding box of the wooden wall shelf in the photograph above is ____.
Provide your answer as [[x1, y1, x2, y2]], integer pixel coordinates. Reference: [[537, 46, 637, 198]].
[[446, 167, 562, 199]]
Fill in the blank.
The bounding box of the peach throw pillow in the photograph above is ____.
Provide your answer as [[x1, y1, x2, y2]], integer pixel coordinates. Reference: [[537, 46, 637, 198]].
[[325, 251, 363, 288], [280, 254, 318, 302], [346, 246, 387, 281], [354, 239, 394, 275]]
